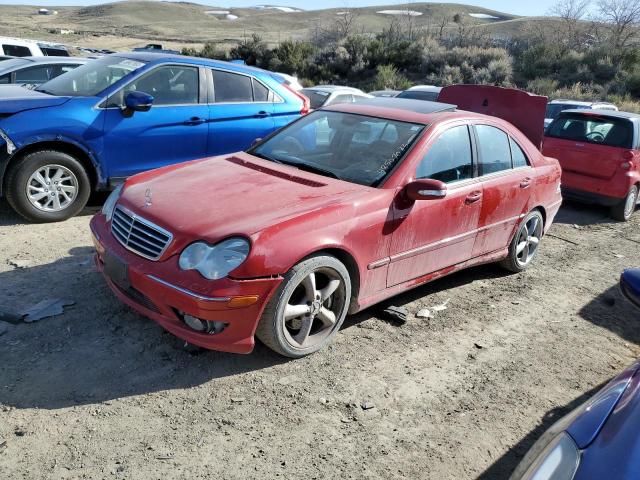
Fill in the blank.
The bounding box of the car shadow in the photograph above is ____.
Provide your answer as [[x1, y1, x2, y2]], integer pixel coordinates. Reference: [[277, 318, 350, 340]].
[[553, 199, 616, 227], [0, 246, 286, 410], [0, 192, 109, 226], [476, 381, 607, 479], [579, 283, 640, 345]]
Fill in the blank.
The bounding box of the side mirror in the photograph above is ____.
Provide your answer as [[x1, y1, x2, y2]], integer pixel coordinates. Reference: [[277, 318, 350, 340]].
[[124, 91, 154, 113], [404, 179, 447, 201], [251, 138, 263, 147]]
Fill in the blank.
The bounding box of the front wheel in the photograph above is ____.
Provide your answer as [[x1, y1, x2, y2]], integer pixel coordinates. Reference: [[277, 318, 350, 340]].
[[5, 150, 91, 223], [500, 210, 544, 273], [255, 255, 351, 358], [611, 185, 638, 222]]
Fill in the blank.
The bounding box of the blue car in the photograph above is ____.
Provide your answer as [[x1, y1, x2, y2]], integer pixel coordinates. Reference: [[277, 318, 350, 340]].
[[511, 361, 640, 480], [0, 52, 308, 222], [620, 268, 640, 309]]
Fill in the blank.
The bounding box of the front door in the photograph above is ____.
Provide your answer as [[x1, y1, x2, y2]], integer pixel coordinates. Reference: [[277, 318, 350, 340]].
[[387, 124, 483, 287], [102, 64, 209, 179], [471, 124, 533, 256]]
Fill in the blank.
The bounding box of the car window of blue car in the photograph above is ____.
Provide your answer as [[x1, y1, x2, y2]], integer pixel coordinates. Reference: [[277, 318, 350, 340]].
[[36, 56, 146, 97], [113, 65, 199, 106], [416, 125, 473, 183], [212, 69, 253, 102]]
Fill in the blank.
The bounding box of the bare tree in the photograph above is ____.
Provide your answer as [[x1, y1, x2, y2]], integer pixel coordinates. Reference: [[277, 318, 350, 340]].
[[595, 0, 640, 51], [548, 0, 592, 49]]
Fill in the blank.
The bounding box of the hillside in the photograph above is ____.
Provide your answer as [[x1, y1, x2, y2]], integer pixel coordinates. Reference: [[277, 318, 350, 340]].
[[0, 1, 525, 51]]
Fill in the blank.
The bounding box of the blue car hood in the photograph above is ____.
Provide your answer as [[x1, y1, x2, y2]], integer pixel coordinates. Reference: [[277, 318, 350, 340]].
[[0, 85, 70, 115]]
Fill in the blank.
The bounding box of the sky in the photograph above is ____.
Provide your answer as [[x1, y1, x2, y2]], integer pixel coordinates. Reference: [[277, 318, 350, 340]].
[[0, 0, 561, 17]]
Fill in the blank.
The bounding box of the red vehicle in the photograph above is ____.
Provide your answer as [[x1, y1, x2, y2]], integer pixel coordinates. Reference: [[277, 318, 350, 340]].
[[90, 86, 562, 358], [543, 110, 640, 221]]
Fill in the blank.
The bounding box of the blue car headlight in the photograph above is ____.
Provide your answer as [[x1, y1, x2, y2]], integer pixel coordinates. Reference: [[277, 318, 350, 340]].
[[101, 185, 123, 222], [0, 128, 16, 154], [514, 432, 580, 480], [179, 237, 250, 280]]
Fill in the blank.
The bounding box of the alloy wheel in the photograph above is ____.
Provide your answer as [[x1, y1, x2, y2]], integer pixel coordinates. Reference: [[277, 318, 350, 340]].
[[26, 164, 78, 212], [281, 267, 346, 349], [516, 215, 543, 267]]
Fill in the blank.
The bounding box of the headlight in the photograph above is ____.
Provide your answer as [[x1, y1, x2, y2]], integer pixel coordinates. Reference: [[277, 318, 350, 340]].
[[101, 184, 123, 222], [179, 237, 250, 280], [514, 432, 580, 480]]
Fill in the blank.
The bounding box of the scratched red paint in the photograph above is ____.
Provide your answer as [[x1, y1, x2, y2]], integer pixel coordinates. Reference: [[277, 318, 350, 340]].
[[91, 85, 562, 354]]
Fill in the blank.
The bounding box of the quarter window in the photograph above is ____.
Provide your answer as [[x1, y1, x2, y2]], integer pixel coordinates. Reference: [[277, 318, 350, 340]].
[[416, 125, 473, 183], [118, 65, 199, 106], [510, 138, 529, 168], [253, 79, 269, 102], [475, 125, 512, 175]]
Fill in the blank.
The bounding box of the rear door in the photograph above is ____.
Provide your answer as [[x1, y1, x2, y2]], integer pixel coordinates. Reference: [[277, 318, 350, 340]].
[[471, 124, 533, 256], [543, 113, 635, 179], [207, 68, 276, 155]]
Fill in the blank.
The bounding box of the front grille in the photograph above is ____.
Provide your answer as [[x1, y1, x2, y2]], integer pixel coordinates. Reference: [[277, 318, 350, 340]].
[[111, 206, 172, 260]]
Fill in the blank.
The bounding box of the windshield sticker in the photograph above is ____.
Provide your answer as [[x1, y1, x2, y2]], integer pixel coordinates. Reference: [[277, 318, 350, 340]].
[[118, 60, 145, 70]]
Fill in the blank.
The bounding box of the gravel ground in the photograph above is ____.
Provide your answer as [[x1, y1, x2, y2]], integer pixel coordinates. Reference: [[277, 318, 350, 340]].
[[1, 197, 639, 480]]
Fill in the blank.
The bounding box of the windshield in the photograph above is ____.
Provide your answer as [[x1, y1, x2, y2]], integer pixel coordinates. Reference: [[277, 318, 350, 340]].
[[545, 103, 589, 120], [36, 56, 146, 97], [547, 113, 633, 148], [250, 110, 424, 187], [397, 90, 440, 102], [301, 89, 330, 109]]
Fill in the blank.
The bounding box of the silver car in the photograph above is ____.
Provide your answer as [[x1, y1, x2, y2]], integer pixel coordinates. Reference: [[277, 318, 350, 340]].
[[0, 56, 90, 89]]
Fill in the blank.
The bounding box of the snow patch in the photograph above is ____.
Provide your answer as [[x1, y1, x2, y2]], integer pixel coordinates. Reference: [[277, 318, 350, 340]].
[[226, 14, 239, 20], [377, 9, 423, 17], [205, 10, 230, 15], [469, 13, 500, 19], [252, 5, 303, 13]]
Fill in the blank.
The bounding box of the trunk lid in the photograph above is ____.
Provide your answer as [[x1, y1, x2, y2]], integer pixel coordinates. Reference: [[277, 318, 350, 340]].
[[438, 84, 547, 149]]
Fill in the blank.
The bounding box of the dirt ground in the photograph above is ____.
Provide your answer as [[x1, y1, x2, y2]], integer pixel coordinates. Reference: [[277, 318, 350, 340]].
[[1, 196, 639, 480]]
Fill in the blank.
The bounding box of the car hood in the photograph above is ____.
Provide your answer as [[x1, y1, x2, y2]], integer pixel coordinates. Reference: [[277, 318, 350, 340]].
[[0, 85, 70, 115], [438, 84, 548, 149], [117, 152, 370, 255]]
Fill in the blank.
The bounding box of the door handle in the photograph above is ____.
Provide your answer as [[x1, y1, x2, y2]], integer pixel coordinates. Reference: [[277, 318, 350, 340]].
[[255, 111, 271, 118], [520, 177, 532, 189], [184, 117, 206, 125], [465, 191, 482, 204]]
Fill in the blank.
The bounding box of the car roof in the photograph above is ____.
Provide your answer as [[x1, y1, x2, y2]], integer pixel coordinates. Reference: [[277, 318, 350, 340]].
[[303, 85, 364, 94], [550, 99, 616, 106], [323, 97, 459, 124], [406, 85, 442, 92], [110, 52, 280, 78], [561, 109, 640, 120], [11, 56, 89, 64]]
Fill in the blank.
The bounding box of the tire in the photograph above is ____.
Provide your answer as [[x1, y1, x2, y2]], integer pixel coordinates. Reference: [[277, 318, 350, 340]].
[[500, 210, 544, 273], [611, 185, 638, 222], [5, 150, 91, 223], [255, 254, 351, 358]]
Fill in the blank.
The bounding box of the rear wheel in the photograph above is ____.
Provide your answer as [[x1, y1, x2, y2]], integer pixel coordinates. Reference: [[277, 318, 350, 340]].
[[255, 255, 351, 358], [5, 150, 91, 223], [611, 185, 638, 222], [500, 210, 544, 273]]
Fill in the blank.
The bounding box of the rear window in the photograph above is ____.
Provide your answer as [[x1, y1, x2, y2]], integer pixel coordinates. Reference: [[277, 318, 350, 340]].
[[301, 89, 330, 109], [547, 114, 634, 148], [40, 47, 69, 57], [397, 90, 440, 102], [545, 103, 589, 120], [2, 44, 31, 57]]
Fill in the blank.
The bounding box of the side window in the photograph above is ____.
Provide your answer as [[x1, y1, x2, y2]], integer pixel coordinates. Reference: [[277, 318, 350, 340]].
[[0, 73, 10, 84], [252, 79, 269, 102], [212, 70, 253, 102], [416, 125, 473, 183], [475, 125, 512, 176], [510, 138, 529, 168], [118, 65, 199, 106], [3, 44, 32, 57], [14, 66, 51, 84]]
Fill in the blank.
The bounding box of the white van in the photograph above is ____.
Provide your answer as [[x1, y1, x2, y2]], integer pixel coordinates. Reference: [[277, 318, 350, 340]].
[[0, 37, 69, 57]]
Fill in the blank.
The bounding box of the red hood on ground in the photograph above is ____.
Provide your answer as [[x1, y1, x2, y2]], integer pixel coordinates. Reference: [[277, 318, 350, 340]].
[[438, 84, 548, 149], [117, 153, 370, 255]]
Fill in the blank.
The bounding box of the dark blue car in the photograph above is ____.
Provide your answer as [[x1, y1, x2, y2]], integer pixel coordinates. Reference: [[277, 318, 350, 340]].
[[511, 361, 640, 480], [0, 52, 308, 222]]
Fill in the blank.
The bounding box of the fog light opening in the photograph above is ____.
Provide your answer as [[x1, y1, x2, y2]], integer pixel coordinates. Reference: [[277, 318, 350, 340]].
[[181, 312, 228, 335]]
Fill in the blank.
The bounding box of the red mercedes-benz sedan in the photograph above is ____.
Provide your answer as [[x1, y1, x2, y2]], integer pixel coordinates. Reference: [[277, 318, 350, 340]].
[[90, 85, 562, 358]]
